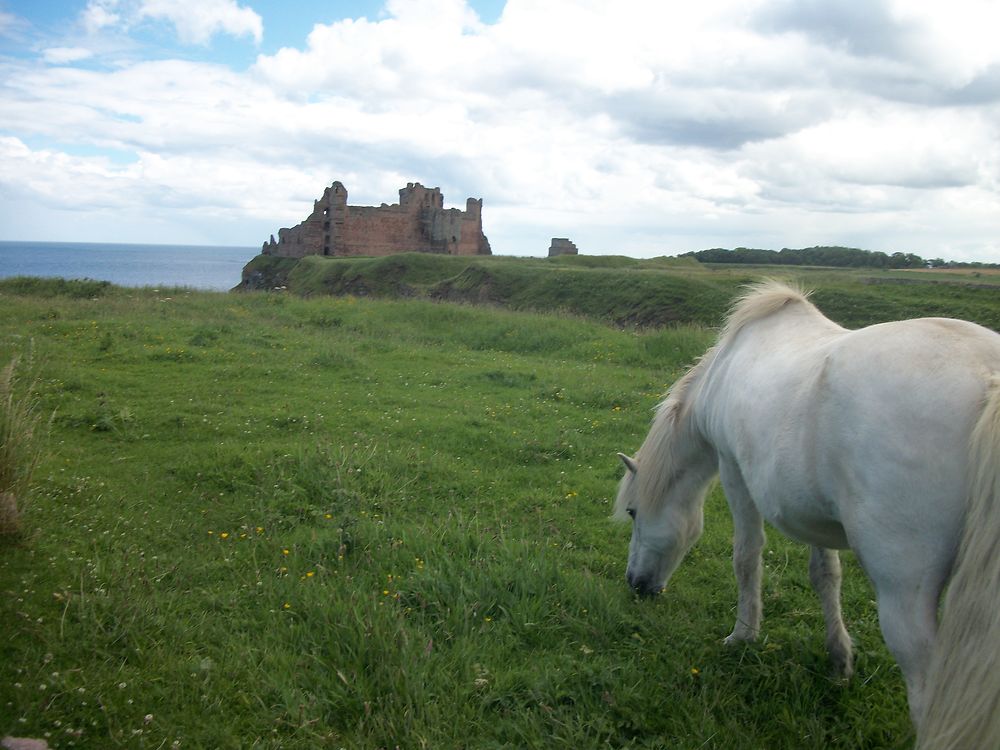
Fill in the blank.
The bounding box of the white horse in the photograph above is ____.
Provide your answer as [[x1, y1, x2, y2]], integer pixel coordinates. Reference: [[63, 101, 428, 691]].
[[615, 281, 1000, 749]]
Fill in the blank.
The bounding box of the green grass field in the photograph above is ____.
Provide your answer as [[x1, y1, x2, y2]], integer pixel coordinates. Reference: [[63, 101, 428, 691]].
[[4, 261, 994, 748]]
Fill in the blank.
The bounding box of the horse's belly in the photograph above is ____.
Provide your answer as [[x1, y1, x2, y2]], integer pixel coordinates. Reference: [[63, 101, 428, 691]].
[[752, 477, 850, 549], [766, 510, 849, 550]]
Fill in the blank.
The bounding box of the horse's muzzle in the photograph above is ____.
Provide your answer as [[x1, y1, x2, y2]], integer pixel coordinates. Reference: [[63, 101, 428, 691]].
[[627, 570, 663, 598]]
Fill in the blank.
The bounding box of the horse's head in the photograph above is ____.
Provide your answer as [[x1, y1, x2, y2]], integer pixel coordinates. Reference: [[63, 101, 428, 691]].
[[615, 451, 706, 597]]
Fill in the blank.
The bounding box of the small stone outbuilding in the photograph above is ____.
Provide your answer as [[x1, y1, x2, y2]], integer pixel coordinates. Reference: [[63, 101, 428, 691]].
[[548, 238, 579, 257]]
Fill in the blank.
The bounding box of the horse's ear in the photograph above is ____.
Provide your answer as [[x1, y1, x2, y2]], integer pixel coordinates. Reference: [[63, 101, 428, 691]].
[[617, 452, 638, 474]]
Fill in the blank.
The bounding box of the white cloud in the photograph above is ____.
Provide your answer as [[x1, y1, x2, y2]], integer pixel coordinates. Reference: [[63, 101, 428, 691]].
[[886, 0, 1000, 87], [1, 1, 999, 260], [81, 0, 122, 34], [0, 134, 321, 225], [753, 0, 1000, 105], [79, 0, 262, 45], [137, 0, 262, 45], [0, 136, 129, 209], [0, 11, 20, 34], [42, 47, 95, 65]]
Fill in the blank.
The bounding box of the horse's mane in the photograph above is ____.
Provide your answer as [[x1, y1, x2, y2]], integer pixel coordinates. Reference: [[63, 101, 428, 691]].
[[625, 280, 814, 513], [628, 372, 699, 511], [719, 279, 813, 347]]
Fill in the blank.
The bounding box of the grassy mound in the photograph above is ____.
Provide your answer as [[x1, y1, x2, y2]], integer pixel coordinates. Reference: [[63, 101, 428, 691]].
[[239, 253, 748, 328]]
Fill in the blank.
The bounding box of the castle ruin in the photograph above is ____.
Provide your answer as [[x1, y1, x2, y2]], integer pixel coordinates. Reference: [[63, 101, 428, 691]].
[[262, 181, 492, 258]]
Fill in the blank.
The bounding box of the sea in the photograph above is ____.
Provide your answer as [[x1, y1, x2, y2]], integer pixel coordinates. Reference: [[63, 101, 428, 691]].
[[0, 241, 258, 291]]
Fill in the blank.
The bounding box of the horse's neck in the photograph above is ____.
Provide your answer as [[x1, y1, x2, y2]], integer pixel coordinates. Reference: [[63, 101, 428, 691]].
[[654, 394, 718, 484]]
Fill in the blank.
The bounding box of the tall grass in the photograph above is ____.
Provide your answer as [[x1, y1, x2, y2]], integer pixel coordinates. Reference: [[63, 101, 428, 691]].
[[0, 353, 45, 536], [6, 266, 996, 747]]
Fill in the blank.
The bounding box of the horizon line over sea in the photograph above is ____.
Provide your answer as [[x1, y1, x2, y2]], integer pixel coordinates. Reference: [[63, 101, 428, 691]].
[[0, 241, 257, 291]]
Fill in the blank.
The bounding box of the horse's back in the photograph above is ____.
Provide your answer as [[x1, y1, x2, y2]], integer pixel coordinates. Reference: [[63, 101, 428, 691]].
[[837, 316, 1000, 378], [823, 317, 1000, 441]]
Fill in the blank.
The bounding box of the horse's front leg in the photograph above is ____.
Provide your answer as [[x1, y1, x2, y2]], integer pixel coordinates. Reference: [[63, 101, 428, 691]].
[[809, 546, 853, 679], [720, 460, 765, 645]]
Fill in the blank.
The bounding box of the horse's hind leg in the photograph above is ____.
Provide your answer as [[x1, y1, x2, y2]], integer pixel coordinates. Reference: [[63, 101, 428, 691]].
[[871, 574, 943, 726], [809, 546, 853, 679]]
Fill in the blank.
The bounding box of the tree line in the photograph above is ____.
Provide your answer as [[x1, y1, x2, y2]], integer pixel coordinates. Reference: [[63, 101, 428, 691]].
[[681, 246, 998, 270]]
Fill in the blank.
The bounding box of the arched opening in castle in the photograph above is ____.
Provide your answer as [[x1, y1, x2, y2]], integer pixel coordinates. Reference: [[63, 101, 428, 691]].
[[262, 181, 492, 258]]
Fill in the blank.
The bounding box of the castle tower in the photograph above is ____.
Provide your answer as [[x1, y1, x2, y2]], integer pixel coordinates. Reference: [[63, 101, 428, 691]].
[[321, 181, 348, 256], [400, 182, 444, 211]]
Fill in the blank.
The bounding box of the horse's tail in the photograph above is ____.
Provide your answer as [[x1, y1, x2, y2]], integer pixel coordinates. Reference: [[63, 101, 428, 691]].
[[918, 375, 1000, 749]]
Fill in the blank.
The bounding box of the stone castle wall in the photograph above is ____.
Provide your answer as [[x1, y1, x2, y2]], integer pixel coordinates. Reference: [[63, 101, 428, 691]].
[[263, 181, 491, 258]]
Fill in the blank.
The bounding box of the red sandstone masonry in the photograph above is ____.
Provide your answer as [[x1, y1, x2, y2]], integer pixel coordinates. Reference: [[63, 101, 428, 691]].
[[263, 182, 491, 258]]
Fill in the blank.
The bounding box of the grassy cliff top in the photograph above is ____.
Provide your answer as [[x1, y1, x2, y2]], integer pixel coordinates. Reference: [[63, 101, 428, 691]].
[[238, 251, 1000, 332]]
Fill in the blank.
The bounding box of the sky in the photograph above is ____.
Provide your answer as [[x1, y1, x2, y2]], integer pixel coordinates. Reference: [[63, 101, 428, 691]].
[[0, 1, 998, 261]]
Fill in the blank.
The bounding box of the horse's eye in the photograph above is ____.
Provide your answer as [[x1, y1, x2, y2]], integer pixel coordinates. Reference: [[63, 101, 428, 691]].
[[626, 508, 636, 519]]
